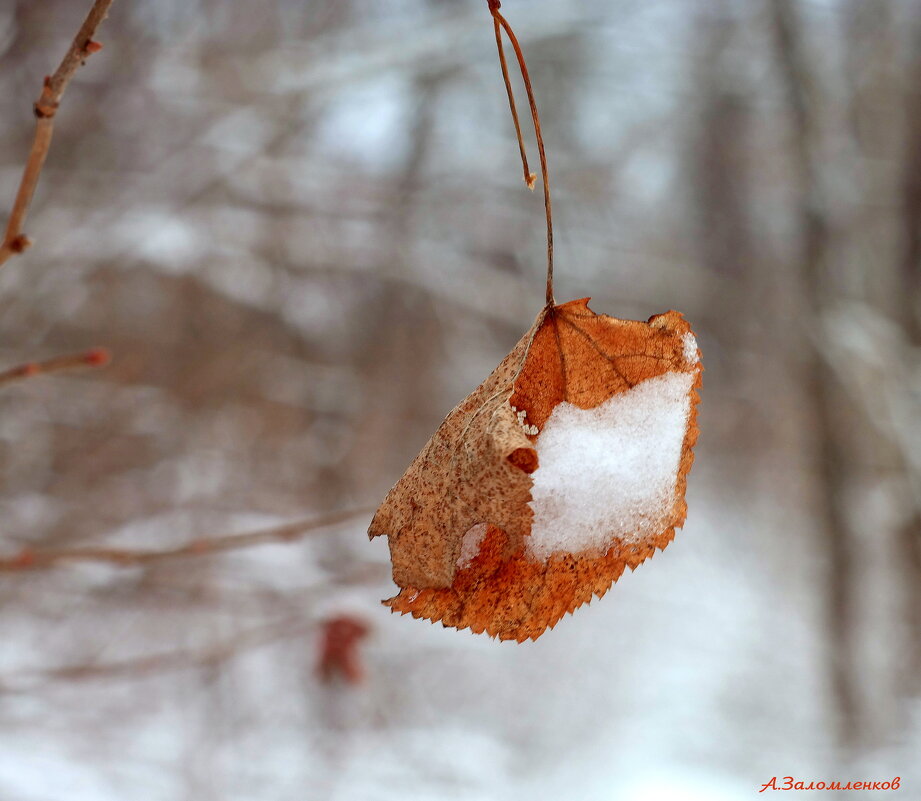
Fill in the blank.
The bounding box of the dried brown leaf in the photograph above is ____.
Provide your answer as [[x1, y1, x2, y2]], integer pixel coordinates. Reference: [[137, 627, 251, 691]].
[[369, 298, 702, 641]]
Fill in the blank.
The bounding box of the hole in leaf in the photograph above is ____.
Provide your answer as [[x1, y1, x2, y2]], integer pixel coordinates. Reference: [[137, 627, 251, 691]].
[[507, 447, 538, 474]]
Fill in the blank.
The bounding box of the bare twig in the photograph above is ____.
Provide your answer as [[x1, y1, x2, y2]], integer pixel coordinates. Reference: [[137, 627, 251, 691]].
[[43, 617, 316, 681], [0, 0, 116, 268], [0, 347, 110, 387], [0, 507, 373, 572], [487, 0, 555, 306]]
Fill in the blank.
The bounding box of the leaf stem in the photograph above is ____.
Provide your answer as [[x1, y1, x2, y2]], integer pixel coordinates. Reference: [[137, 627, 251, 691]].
[[488, 1, 554, 306]]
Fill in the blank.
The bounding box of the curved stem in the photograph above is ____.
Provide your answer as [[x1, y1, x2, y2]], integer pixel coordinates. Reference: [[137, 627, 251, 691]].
[[493, 17, 535, 190], [489, 4, 554, 306]]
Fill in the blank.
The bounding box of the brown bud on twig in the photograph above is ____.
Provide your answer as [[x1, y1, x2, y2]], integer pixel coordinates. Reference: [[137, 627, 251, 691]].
[[9, 234, 32, 253]]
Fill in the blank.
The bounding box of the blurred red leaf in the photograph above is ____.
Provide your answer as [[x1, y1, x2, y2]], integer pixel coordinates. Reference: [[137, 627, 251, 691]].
[[316, 615, 371, 686]]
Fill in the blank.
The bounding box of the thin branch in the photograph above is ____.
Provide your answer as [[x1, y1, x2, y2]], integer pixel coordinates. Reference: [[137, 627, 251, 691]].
[[487, 0, 555, 306], [0, 347, 110, 387], [43, 617, 315, 681], [1, 563, 386, 689], [0, 0, 116, 268], [0, 507, 373, 572]]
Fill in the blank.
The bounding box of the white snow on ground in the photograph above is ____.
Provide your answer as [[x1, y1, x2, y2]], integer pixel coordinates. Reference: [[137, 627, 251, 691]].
[[1, 479, 918, 801], [527, 372, 694, 560]]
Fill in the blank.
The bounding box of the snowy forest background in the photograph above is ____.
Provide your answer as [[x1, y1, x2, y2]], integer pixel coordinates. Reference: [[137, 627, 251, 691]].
[[1, 0, 920, 798]]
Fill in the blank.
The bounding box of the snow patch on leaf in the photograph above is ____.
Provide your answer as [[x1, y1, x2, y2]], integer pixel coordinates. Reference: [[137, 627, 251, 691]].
[[456, 523, 488, 568], [512, 405, 539, 436], [682, 332, 699, 365], [526, 372, 694, 560]]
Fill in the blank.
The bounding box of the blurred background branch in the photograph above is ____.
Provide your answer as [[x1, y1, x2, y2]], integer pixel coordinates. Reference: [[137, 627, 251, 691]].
[[0, 506, 372, 571], [0, 346, 108, 386]]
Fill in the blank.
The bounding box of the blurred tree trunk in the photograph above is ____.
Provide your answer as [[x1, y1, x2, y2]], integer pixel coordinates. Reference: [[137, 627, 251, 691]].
[[689, 4, 759, 392], [843, 0, 921, 709], [901, 16, 921, 342], [338, 71, 448, 506], [691, 8, 751, 283], [897, 12, 921, 697], [767, 0, 859, 748]]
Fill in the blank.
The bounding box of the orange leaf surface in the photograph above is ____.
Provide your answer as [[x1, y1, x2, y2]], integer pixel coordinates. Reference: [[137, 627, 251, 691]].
[[369, 298, 702, 641]]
